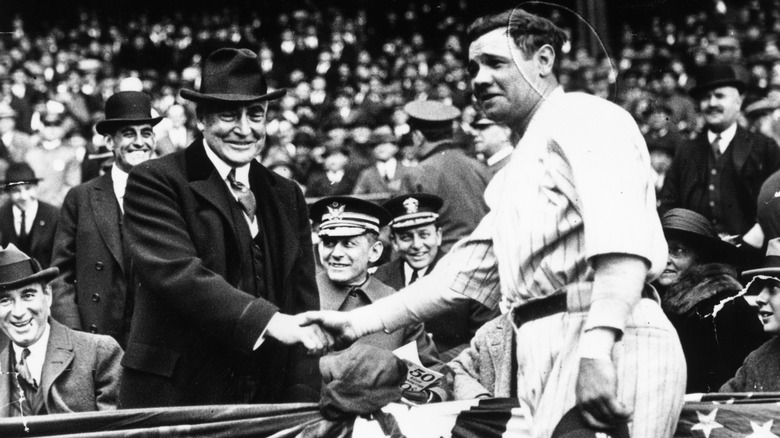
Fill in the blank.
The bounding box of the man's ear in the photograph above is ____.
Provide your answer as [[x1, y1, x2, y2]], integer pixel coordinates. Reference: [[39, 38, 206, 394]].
[[535, 45, 556, 77], [104, 134, 115, 151], [368, 240, 384, 264]]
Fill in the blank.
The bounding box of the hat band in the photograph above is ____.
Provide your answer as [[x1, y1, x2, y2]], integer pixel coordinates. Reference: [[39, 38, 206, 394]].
[[320, 219, 380, 235], [0, 259, 38, 289], [391, 212, 439, 229]]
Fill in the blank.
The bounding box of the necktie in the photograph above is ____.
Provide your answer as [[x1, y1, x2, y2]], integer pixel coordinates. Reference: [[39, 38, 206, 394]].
[[227, 169, 256, 219], [18, 210, 27, 242], [409, 269, 419, 284], [711, 134, 722, 161], [16, 348, 38, 407]]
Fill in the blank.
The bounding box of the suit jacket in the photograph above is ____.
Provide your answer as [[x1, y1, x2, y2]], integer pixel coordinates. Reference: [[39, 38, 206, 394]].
[[401, 145, 490, 254], [373, 255, 499, 361], [449, 313, 515, 400], [659, 126, 780, 235], [50, 173, 132, 347], [0, 319, 123, 417], [0, 200, 59, 268], [120, 139, 319, 407], [305, 168, 359, 198], [317, 272, 440, 369], [352, 161, 412, 196]]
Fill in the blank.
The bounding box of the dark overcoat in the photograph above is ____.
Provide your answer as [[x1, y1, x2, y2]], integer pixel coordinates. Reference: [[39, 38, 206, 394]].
[[119, 139, 319, 407]]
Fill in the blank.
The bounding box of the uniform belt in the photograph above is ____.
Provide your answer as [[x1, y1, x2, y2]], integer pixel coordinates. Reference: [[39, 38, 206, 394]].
[[511, 292, 567, 328]]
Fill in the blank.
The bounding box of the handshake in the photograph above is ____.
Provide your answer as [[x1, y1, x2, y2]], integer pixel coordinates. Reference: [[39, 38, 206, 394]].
[[265, 310, 372, 355]]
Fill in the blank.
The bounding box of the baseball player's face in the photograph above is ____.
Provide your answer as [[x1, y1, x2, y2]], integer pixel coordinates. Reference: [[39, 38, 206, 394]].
[[756, 281, 780, 334], [200, 102, 268, 167], [319, 234, 383, 286], [698, 86, 743, 133], [468, 28, 543, 128], [658, 238, 699, 287], [106, 123, 155, 173], [0, 282, 51, 348], [392, 224, 442, 270]]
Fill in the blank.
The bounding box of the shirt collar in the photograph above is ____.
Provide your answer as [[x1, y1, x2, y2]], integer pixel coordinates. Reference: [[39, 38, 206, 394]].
[[111, 164, 129, 191], [403, 262, 428, 286], [708, 123, 738, 150], [13, 201, 38, 221], [203, 138, 251, 185], [486, 146, 513, 166], [12, 322, 50, 385]]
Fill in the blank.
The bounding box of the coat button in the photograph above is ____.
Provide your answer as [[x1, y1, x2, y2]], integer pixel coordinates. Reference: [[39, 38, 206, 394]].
[[95, 262, 104, 271], [89, 324, 98, 333], [92, 293, 100, 303]]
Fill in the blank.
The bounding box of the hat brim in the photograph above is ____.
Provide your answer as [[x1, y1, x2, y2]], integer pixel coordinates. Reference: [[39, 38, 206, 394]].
[[95, 117, 164, 135], [179, 89, 286, 104], [663, 228, 743, 263], [742, 267, 780, 278], [0, 267, 58, 291], [1, 179, 42, 189], [690, 80, 746, 99]]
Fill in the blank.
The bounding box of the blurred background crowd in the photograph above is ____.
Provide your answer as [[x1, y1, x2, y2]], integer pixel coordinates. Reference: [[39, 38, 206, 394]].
[[1, 0, 780, 205]]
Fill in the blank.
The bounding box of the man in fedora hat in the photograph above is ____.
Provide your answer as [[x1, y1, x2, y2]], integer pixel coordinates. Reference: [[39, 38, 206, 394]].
[[352, 128, 411, 196], [119, 47, 331, 407], [0, 244, 123, 417], [660, 63, 780, 250], [0, 162, 59, 269], [49, 91, 162, 349], [400, 100, 490, 254], [375, 193, 498, 361]]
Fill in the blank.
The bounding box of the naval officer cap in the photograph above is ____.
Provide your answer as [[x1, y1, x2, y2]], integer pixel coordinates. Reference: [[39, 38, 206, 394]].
[[403, 100, 461, 131], [310, 196, 391, 238], [382, 193, 443, 231]]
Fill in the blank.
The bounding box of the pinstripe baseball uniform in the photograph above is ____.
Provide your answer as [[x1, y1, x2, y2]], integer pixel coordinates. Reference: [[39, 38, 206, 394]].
[[366, 88, 687, 438]]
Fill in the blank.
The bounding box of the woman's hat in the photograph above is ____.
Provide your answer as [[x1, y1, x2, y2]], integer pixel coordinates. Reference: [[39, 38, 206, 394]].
[[661, 208, 742, 263], [0, 244, 59, 291], [0, 162, 41, 190], [180, 48, 286, 104], [95, 91, 163, 135], [743, 238, 780, 278]]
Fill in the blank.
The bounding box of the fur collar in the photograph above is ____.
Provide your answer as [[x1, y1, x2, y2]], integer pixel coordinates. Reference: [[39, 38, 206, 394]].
[[661, 263, 742, 316]]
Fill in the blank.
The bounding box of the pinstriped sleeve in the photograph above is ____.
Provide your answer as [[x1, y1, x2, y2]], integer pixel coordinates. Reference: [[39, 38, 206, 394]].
[[366, 214, 502, 333]]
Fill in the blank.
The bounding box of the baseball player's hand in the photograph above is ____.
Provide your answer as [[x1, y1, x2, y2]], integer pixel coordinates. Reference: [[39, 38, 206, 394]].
[[265, 313, 335, 355], [299, 310, 360, 349], [576, 357, 632, 429]]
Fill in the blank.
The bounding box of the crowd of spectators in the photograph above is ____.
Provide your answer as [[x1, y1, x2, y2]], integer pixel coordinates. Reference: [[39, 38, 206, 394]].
[[1, 0, 780, 203]]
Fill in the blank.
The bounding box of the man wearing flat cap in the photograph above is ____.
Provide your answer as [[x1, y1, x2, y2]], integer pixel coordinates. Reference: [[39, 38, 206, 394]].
[[119, 48, 330, 407], [310, 196, 440, 371], [400, 100, 490, 254], [660, 63, 780, 252], [0, 162, 59, 269], [49, 91, 161, 348], [0, 244, 123, 417], [375, 193, 498, 361]]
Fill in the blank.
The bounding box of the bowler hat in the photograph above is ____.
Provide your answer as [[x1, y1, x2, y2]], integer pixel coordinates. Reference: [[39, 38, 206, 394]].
[[310, 196, 391, 238], [551, 407, 630, 438], [1, 162, 41, 190], [0, 244, 58, 291], [661, 208, 742, 264], [180, 48, 286, 104], [743, 238, 780, 278], [404, 100, 461, 131], [689, 64, 748, 99], [95, 91, 163, 135], [383, 193, 443, 230]]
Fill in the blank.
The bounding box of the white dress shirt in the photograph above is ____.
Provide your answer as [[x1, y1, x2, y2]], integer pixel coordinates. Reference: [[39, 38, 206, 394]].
[[13, 202, 38, 236], [707, 122, 738, 154], [203, 140, 259, 237], [12, 322, 51, 387], [111, 165, 129, 212]]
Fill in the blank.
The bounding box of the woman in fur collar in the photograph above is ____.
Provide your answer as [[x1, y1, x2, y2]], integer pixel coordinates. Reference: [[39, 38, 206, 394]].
[[657, 208, 766, 393]]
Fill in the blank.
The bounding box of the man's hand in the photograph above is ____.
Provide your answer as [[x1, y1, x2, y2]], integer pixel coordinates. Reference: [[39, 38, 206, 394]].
[[265, 313, 335, 355], [576, 357, 632, 429], [299, 310, 361, 348]]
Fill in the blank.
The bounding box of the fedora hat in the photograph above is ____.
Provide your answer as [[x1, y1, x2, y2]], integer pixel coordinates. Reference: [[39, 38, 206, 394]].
[[743, 238, 780, 278], [661, 208, 742, 264], [1, 162, 41, 190], [95, 91, 163, 135], [689, 64, 748, 99], [0, 244, 58, 291], [180, 48, 286, 104]]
